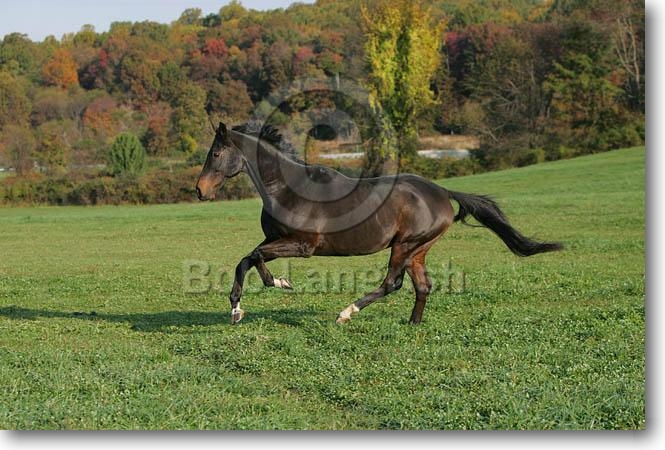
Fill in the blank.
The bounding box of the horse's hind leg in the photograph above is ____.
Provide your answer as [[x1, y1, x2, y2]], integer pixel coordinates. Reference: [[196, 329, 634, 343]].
[[406, 254, 432, 324], [406, 239, 439, 324], [336, 244, 411, 324]]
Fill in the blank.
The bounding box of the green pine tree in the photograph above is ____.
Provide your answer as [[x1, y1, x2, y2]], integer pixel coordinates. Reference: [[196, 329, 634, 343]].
[[109, 133, 146, 177]]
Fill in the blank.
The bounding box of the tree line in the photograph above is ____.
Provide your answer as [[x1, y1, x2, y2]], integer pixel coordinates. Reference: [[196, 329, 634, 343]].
[[0, 0, 644, 205]]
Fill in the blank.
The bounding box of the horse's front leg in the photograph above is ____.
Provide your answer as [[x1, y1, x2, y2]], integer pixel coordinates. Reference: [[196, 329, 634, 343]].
[[229, 238, 315, 324], [229, 253, 255, 324], [255, 257, 293, 290]]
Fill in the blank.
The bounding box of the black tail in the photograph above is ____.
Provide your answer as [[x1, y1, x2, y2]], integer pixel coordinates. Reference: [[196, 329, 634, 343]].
[[449, 191, 563, 257]]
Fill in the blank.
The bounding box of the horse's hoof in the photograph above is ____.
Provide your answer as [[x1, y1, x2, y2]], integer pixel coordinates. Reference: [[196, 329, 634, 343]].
[[231, 308, 245, 324], [335, 315, 350, 325], [336, 304, 359, 325], [274, 278, 293, 290]]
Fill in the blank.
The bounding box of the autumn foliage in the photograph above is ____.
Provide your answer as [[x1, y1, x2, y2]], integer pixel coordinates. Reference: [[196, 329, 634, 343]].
[[0, 0, 645, 205], [41, 48, 79, 88]]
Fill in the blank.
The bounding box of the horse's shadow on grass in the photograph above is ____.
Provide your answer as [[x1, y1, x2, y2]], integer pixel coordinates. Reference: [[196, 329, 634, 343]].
[[0, 305, 319, 331]]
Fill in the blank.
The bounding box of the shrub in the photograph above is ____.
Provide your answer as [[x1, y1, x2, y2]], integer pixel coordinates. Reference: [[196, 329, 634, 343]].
[[515, 147, 545, 167], [109, 133, 146, 177], [400, 155, 481, 180]]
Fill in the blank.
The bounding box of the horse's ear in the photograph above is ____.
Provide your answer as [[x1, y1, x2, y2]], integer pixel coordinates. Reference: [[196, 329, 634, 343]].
[[218, 122, 228, 136]]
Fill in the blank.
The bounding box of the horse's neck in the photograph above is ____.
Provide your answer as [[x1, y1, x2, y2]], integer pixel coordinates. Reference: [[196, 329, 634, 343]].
[[232, 132, 302, 207]]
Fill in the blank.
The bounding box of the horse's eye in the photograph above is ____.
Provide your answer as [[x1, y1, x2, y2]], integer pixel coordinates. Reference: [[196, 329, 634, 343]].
[[212, 151, 221, 158]]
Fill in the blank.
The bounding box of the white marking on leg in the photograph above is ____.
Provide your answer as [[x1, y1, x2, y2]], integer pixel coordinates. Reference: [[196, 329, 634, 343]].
[[336, 303, 359, 324], [231, 303, 245, 324], [273, 277, 293, 289]]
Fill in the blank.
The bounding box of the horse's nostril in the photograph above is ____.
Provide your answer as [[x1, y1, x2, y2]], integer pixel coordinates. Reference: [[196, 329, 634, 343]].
[[196, 187, 203, 200]]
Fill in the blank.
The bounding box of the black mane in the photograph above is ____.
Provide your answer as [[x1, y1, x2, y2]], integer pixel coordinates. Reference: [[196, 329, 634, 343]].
[[232, 122, 299, 160]]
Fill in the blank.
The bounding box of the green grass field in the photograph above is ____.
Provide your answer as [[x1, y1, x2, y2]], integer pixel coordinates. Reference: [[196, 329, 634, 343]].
[[0, 147, 645, 429]]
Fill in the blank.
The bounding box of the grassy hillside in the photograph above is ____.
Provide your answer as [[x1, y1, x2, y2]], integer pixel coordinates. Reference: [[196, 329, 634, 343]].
[[0, 147, 645, 429]]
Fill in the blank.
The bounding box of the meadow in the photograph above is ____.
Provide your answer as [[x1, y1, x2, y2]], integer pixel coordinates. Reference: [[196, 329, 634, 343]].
[[0, 147, 645, 429]]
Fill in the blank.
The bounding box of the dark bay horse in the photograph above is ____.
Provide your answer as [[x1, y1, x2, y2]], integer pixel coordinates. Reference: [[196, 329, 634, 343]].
[[196, 122, 562, 325]]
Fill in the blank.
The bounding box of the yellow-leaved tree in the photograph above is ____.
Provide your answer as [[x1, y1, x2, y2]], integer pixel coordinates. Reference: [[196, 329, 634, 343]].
[[362, 0, 444, 171]]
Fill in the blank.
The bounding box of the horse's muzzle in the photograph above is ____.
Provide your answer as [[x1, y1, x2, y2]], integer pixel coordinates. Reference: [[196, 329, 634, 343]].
[[195, 184, 216, 201]]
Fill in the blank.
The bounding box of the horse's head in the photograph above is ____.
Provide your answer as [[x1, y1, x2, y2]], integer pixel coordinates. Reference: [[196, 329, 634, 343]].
[[196, 122, 244, 201]]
